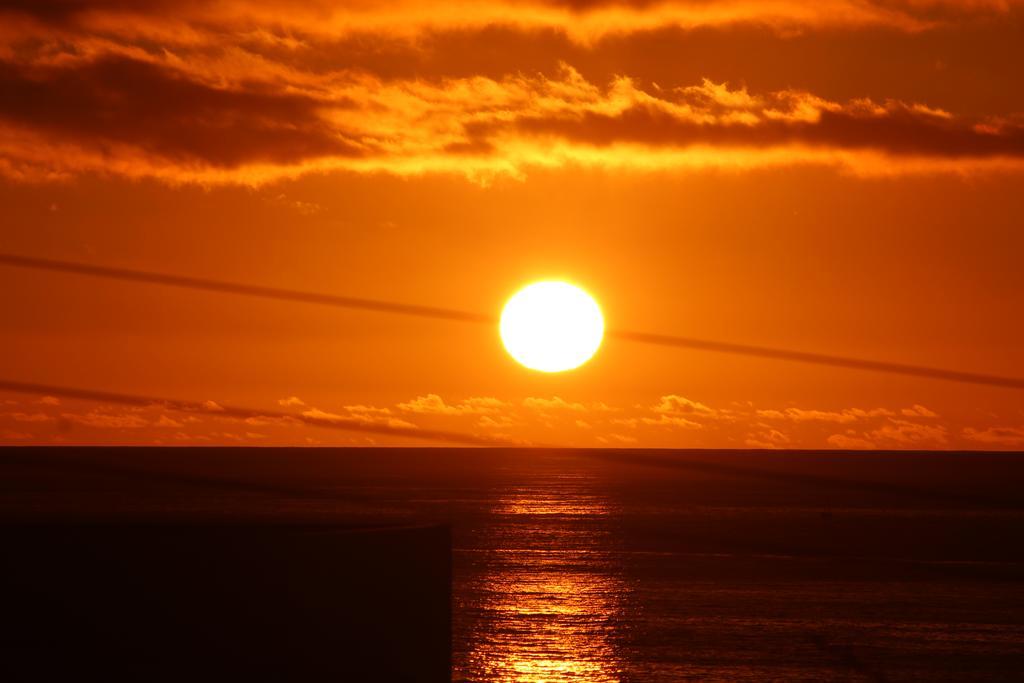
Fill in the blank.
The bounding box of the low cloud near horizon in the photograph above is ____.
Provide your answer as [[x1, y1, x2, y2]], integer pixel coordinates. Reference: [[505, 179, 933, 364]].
[[1, 390, 1020, 450]]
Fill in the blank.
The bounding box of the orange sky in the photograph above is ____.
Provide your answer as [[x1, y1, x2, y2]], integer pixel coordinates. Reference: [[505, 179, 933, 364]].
[[1, 0, 1022, 449]]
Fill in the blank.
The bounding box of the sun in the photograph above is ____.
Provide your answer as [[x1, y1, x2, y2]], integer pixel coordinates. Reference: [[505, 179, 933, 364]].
[[500, 281, 604, 373]]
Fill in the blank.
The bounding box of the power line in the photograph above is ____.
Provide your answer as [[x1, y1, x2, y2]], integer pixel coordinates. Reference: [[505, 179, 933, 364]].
[[0, 252, 494, 324], [2, 252, 1022, 390], [608, 331, 1024, 390], [0, 379, 499, 446]]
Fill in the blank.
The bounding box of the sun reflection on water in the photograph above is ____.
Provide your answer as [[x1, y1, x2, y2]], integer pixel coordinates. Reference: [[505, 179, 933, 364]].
[[460, 477, 629, 682]]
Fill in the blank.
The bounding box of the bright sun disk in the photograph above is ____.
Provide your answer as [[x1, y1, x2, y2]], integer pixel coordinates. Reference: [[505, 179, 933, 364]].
[[500, 281, 604, 373]]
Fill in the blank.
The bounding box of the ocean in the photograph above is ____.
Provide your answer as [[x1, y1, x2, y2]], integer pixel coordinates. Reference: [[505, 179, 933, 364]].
[[368, 449, 1024, 681], [3, 447, 1023, 681]]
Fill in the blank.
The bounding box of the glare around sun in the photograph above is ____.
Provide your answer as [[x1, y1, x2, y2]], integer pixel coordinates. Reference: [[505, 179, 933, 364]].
[[499, 281, 604, 373]]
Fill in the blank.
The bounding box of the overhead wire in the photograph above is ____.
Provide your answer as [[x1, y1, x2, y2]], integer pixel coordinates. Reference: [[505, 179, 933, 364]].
[[2, 252, 1021, 390]]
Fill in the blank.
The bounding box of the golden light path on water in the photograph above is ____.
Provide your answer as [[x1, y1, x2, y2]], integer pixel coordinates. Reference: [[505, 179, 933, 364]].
[[462, 477, 629, 682]]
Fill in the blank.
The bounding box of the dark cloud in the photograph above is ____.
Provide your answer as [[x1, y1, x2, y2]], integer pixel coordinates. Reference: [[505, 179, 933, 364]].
[[0, 55, 359, 168], [473, 100, 1024, 159], [0, 0, 183, 22], [0, 9, 1022, 182]]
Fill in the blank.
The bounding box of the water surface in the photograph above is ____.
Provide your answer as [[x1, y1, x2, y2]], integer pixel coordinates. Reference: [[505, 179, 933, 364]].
[[318, 449, 1024, 681], [4, 447, 1023, 681]]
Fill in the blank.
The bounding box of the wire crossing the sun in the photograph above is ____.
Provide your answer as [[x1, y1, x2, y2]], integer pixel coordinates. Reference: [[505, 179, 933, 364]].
[[2, 252, 1022, 391]]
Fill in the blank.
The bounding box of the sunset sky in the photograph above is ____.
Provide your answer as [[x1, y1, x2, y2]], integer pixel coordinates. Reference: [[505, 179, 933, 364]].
[[1, 0, 1022, 448]]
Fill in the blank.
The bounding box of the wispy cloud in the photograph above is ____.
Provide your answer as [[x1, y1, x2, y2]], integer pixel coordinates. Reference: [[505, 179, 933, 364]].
[[641, 414, 703, 429], [303, 406, 416, 429], [1, 48, 1022, 183], [745, 428, 791, 449], [0, 389, 1017, 449], [10, 412, 54, 422], [477, 415, 519, 430], [2, 0, 1019, 45], [901, 404, 939, 418], [399, 394, 507, 416], [963, 426, 1024, 447], [522, 396, 588, 412], [826, 432, 879, 450], [757, 406, 898, 423], [868, 419, 948, 446], [62, 410, 149, 429], [154, 414, 184, 428], [652, 394, 721, 417]]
